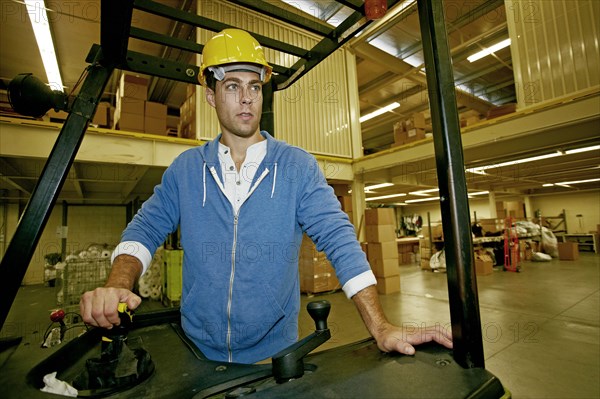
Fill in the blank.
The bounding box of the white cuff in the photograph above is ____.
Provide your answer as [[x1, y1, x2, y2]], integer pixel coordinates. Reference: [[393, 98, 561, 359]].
[[342, 270, 377, 299], [111, 241, 153, 275]]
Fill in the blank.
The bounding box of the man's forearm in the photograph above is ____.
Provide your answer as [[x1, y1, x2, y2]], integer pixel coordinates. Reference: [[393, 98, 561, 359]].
[[352, 284, 391, 340], [105, 254, 143, 290]]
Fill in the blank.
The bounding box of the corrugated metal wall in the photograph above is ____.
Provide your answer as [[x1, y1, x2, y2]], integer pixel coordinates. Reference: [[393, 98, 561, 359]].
[[195, 0, 355, 158], [274, 49, 353, 158], [506, 0, 600, 108]]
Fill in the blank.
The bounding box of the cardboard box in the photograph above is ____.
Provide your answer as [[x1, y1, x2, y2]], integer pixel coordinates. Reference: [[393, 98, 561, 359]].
[[145, 101, 167, 117], [557, 242, 579, 260], [419, 238, 431, 249], [92, 102, 111, 127], [376, 275, 400, 294], [180, 94, 196, 125], [119, 97, 145, 115], [393, 129, 408, 146], [119, 72, 149, 100], [367, 241, 398, 261], [145, 116, 167, 135], [370, 258, 399, 278], [331, 184, 350, 197], [145, 101, 167, 135], [475, 258, 493, 276], [179, 120, 196, 139], [338, 195, 353, 212], [398, 242, 415, 254], [475, 252, 493, 276], [365, 208, 395, 225], [406, 128, 426, 141], [422, 224, 444, 240], [115, 112, 144, 132], [299, 234, 341, 293], [406, 112, 426, 130], [366, 224, 396, 242], [360, 242, 368, 258]]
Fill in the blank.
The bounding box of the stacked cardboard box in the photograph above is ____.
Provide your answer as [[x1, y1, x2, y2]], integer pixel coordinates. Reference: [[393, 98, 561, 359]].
[[91, 102, 112, 128], [298, 234, 341, 295], [114, 72, 148, 133], [419, 238, 432, 270], [113, 72, 168, 135], [397, 241, 419, 265], [145, 101, 167, 135], [392, 112, 426, 147], [330, 183, 354, 226], [179, 84, 196, 139], [365, 208, 400, 294]]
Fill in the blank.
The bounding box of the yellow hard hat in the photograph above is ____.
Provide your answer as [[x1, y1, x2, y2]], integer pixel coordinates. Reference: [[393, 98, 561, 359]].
[[199, 29, 272, 86]]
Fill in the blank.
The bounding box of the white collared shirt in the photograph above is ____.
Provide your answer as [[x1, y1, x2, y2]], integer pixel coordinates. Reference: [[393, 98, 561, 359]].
[[217, 140, 267, 214]]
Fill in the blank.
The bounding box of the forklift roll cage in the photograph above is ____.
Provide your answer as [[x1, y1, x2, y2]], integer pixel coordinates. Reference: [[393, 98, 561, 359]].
[[1, 0, 485, 374]]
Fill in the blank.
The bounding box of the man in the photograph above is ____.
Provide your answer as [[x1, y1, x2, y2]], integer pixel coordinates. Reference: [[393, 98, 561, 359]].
[[81, 29, 452, 364]]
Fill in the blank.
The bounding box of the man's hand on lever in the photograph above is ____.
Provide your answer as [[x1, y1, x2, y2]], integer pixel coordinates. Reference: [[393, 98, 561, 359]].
[[352, 285, 453, 355], [80, 254, 143, 329]]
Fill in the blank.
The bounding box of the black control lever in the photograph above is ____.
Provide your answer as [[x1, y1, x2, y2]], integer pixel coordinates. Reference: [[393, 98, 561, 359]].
[[272, 300, 331, 383]]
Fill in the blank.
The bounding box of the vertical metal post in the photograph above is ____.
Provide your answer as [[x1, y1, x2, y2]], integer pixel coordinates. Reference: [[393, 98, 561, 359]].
[[0, 52, 114, 330], [417, 0, 485, 368], [61, 201, 68, 261], [261, 79, 276, 136]]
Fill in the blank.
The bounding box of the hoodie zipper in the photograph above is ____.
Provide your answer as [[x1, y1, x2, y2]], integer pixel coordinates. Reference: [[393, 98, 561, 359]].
[[210, 166, 271, 362], [226, 212, 239, 362]]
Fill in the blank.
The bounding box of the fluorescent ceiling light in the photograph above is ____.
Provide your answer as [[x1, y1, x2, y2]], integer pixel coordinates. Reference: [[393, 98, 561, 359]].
[[366, 193, 406, 201], [467, 152, 562, 174], [365, 183, 394, 191], [468, 191, 490, 196], [405, 196, 440, 203], [409, 188, 439, 196], [468, 38, 511, 63], [467, 144, 599, 175], [565, 145, 600, 155], [545, 178, 600, 187], [360, 102, 400, 123], [25, 0, 63, 90]]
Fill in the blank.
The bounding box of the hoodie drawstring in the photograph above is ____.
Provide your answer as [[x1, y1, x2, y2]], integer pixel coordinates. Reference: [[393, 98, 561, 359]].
[[202, 162, 207, 207], [270, 162, 277, 198]]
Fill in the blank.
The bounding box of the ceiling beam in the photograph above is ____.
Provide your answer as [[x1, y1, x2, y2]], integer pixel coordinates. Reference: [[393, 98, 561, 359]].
[[120, 166, 150, 203], [69, 164, 84, 199]]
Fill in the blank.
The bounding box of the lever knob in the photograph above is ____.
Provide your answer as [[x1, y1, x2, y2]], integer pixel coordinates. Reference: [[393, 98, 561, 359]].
[[307, 300, 330, 331]]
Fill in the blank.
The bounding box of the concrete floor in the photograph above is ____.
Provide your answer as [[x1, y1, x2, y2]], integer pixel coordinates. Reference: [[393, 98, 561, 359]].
[[2, 253, 598, 398]]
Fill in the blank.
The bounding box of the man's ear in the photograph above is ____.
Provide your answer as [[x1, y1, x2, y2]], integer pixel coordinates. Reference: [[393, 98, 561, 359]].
[[205, 88, 216, 108]]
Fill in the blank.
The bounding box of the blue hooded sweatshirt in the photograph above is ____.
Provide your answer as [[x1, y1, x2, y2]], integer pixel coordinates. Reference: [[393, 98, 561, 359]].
[[121, 132, 372, 363]]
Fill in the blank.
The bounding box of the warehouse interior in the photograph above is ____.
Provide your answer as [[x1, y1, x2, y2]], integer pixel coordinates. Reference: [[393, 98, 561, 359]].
[[0, 0, 599, 398]]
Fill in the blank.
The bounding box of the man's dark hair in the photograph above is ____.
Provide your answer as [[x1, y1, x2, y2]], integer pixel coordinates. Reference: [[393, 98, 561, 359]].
[[205, 71, 217, 92]]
